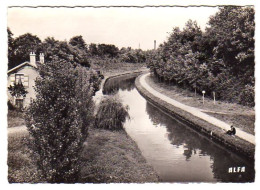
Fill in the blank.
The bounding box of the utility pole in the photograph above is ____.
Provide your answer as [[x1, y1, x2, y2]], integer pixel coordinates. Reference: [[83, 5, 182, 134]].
[[154, 40, 156, 50]]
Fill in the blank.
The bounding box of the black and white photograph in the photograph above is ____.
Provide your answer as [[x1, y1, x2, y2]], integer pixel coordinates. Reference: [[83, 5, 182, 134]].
[[0, 0, 258, 186]]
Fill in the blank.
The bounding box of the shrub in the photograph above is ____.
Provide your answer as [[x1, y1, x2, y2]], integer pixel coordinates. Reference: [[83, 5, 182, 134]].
[[25, 59, 95, 183], [8, 82, 28, 98], [8, 100, 16, 110], [238, 84, 255, 107], [95, 95, 130, 130]]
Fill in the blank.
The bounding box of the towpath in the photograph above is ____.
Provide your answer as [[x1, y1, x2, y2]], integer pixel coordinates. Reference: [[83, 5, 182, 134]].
[[140, 73, 255, 145]]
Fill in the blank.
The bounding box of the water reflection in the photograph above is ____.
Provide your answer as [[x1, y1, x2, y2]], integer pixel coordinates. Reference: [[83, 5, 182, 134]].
[[103, 74, 139, 95], [103, 75, 255, 182], [146, 102, 255, 182]]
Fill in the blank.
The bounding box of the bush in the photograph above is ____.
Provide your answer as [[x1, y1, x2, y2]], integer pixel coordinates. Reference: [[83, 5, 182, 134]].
[[25, 59, 95, 183], [95, 95, 130, 130], [238, 84, 255, 107], [8, 100, 16, 110]]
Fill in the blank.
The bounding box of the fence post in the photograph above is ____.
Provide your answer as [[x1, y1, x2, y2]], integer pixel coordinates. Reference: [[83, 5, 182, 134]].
[[202, 91, 205, 104], [213, 91, 216, 105]]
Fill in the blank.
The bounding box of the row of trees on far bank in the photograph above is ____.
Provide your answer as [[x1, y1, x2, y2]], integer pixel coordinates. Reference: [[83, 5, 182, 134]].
[[147, 6, 255, 107], [8, 30, 147, 70]]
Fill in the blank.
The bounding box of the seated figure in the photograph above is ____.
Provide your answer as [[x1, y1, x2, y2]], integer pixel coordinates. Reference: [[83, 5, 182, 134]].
[[226, 125, 236, 135]]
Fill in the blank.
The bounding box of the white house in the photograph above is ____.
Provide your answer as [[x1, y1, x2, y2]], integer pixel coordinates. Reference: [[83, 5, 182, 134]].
[[7, 52, 44, 108]]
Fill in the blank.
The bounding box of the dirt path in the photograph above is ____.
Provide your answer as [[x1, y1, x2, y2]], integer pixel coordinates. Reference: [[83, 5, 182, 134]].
[[140, 73, 255, 145], [8, 125, 27, 134]]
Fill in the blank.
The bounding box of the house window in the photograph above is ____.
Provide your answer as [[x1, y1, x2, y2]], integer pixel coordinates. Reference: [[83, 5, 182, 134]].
[[14, 74, 29, 87], [15, 99, 23, 109], [15, 74, 24, 84]]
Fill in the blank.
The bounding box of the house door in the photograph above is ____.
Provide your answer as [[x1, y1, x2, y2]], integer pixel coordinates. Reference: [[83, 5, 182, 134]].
[[16, 99, 24, 109]]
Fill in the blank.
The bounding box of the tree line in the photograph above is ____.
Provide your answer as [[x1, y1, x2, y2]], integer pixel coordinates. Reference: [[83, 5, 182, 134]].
[[146, 6, 255, 107], [8, 30, 147, 70]]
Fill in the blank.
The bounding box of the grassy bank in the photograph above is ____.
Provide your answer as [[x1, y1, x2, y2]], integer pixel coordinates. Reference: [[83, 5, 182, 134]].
[[135, 74, 255, 160], [8, 127, 159, 183], [8, 130, 40, 183], [91, 60, 147, 78], [8, 110, 25, 128], [145, 74, 255, 135], [79, 127, 159, 183]]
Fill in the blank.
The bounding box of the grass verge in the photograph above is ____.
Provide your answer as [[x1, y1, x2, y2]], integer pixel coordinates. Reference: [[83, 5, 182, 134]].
[[8, 130, 41, 183], [79, 127, 159, 183], [145, 74, 255, 135], [96, 62, 147, 78], [8, 127, 159, 183], [8, 110, 25, 128]]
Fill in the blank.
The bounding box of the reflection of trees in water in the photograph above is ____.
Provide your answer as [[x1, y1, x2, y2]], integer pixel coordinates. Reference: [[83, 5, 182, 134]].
[[103, 75, 138, 95], [146, 102, 255, 182]]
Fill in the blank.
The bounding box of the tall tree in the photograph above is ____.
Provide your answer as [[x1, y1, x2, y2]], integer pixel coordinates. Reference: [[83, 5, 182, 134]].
[[206, 6, 255, 77], [8, 28, 15, 69], [11, 33, 41, 68], [69, 35, 87, 51], [26, 59, 95, 182], [97, 44, 119, 58], [88, 43, 98, 56], [41, 37, 90, 67]]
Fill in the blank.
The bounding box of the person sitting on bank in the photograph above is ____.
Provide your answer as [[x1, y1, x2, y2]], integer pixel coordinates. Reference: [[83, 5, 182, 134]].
[[226, 125, 236, 135]]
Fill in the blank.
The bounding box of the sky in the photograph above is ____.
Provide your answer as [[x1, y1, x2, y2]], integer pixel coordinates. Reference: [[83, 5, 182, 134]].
[[7, 6, 219, 50]]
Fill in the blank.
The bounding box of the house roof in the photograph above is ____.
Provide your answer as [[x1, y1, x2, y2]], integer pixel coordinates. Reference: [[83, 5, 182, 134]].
[[7, 61, 38, 75]]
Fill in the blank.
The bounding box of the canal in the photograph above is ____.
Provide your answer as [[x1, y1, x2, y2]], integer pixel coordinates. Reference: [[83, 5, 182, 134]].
[[100, 73, 255, 183]]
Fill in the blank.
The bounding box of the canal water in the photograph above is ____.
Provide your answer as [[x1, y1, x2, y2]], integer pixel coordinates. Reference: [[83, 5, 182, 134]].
[[101, 74, 255, 183]]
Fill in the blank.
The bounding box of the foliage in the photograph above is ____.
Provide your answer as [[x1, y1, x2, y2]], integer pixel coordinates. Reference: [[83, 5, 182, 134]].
[[7, 28, 146, 71], [41, 37, 90, 67], [147, 7, 255, 106], [88, 69, 102, 95], [88, 43, 119, 58], [8, 82, 28, 98], [69, 35, 87, 50], [95, 95, 130, 130], [88, 43, 99, 56], [8, 28, 14, 69], [8, 33, 41, 69], [238, 84, 255, 107], [25, 59, 95, 183], [206, 6, 255, 76], [8, 100, 16, 110], [7, 32, 91, 69], [119, 47, 146, 63]]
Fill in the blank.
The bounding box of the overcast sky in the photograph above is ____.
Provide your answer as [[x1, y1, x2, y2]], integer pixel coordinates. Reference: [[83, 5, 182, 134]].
[[8, 6, 219, 50]]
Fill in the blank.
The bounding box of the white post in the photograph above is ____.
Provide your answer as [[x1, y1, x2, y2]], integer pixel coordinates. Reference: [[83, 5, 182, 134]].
[[213, 91, 216, 105], [202, 91, 205, 104]]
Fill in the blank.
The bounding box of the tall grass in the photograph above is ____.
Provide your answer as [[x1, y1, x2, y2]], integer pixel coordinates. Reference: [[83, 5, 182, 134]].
[[8, 131, 42, 183], [8, 109, 25, 128], [95, 95, 130, 130]]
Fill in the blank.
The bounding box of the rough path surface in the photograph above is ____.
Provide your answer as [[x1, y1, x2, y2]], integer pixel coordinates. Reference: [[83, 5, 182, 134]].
[[8, 125, 27, 134], [140, 73, 255, 145]]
